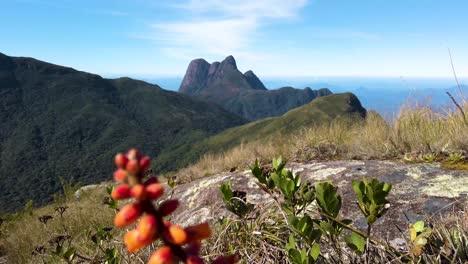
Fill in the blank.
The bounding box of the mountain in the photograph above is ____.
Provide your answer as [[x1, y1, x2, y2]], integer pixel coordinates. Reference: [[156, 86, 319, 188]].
[[179, 56, 333, 121], [0, 52, 247, 213], [154, 93, 366, 169]]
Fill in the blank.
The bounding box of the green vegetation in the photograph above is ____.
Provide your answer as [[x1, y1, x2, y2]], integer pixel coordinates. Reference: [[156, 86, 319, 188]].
[[0, 53, 246, 213], [161, 92, 366, 180], [212, 158, 468, 263]]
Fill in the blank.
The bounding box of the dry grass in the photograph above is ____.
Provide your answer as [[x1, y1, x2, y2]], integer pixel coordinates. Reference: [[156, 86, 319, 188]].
[[175, 102, 468, 183], [0, 188, 118, 263]]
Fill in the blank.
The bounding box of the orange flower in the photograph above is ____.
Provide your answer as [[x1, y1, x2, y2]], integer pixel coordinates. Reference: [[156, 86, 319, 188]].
[[124, 229, 151, 253], [126, 159, 140, 175], [146, 183, 164, 200], [149, 246, 178, 264], [111, 184, 131, 200], [113, 169, 128, 182], [165, 225, 187, 245], [137, 214, 158, 241], [127, 148, 142, 160], [130, 184, 147, 200], [114, 203, 142, 227], [114, 153, 129, 169], [139, 156, 151, 172]]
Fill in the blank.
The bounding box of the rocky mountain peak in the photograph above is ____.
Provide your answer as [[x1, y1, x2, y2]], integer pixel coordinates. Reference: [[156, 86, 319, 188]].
[[243, 70, 267, 90], [220, 55, 237, 70], [179, 58, 211, 95]]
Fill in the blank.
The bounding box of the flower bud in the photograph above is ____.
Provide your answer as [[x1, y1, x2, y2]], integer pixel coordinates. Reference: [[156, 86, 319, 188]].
[[159, 200, 179, 216], [130, 184, 146, 200], [186, 256, 204, 264], [137, 215, 157, 241], [113, 169, 128, 182], [127, 148, 142, 160], [144, 177, 159, 185], [139, 156, 151, 172], [114, 153, 129, 169], [111, 184, 131, 200], [185, 223, 211, 242], [114, 203, 142, 227], [126, 159, 140, 175], [149, 246, 177, 264], [124, 229, 150, 253], [146, 183, 164, 200], [165, 225, 187, 245]]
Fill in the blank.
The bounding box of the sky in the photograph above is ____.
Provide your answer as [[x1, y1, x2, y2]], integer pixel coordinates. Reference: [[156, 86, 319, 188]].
[[2, 0, 468, 78]]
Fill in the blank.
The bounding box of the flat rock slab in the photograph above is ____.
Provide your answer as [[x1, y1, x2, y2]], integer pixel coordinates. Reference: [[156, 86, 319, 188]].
[[168, 160, 467, 240]]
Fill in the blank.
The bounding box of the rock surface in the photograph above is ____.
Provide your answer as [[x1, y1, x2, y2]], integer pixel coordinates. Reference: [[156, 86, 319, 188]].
[[167, 160, 467, 240]]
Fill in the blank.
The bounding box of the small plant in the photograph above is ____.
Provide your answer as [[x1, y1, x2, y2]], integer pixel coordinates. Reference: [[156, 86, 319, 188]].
[[418, 153, 439, 163], [352, 178, 392, 259], [103, 185, 119, 211], [446, 153, 466, 164], [251, 157, 315, 215], [220, 180, 254, 218], [408, 220, 432, 257], [112, 148, 237, 264]]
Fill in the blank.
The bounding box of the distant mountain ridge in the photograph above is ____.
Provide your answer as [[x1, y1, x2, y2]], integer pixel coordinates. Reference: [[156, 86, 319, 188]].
[[156, 92, 367, 166], [0, 52, 246, 213], [179, 56, 332, 120]]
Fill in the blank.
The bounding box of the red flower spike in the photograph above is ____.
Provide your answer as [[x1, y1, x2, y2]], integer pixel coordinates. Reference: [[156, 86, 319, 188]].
[[144, 176, 159, 185], [130, 184, 147, 200], [124, 229, 151, 253], [126, 159, 140, 175], [212, 255, 239, 264], [111, 184, 131, 200], [159, 200, 179, 216], [139, 156, 151, 172], [113, 149, 219, 263], [114, 203, 142, 227], [137, 215, 157, 241], [146, 183, 164, 200], [127, 148, 142, 160], [185, 223, 211, 242], [114, 153, 129, 169], [149, 246, 178, 264], [113, 169, 128, 182], [187, 255, 204, 264], [165, 225, 187, 245]]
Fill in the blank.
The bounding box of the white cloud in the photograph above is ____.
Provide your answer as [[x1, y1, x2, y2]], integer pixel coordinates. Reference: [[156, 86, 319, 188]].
[[152, 17, 256, 57], [176, 0, 308, 19], [149, 0, 309, 61]]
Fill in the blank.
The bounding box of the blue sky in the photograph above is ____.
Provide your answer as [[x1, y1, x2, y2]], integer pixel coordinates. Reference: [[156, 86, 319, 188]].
[[2, 0, 468, 78]]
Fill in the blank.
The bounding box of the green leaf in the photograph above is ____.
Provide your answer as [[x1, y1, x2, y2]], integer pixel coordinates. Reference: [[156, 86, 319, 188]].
[[315, 182, 341, 217], [310, 243, 320, 260], [220, 181, 233, 203], [345, 232, 366, 255], [63, 247, 75, 261], [412, 221, 425, 233]]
